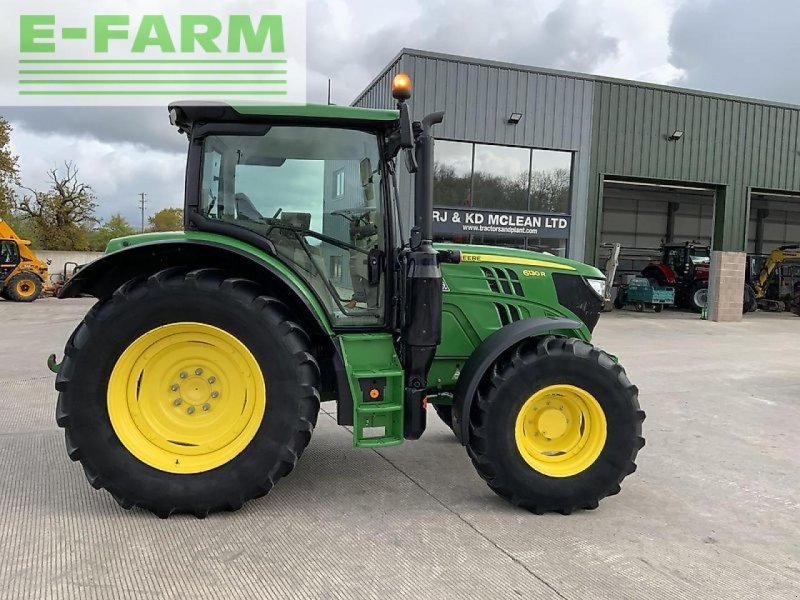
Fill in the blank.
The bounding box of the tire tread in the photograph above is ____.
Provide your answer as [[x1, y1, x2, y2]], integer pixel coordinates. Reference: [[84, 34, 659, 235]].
[[55, 267, 320, 517]]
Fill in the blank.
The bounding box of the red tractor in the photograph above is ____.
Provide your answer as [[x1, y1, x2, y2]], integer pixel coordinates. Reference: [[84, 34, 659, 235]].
[[642, 242, 757, 313]]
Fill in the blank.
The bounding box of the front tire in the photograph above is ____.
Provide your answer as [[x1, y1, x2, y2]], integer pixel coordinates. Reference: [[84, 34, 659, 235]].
[[55, 268, 320, 517], [5, 272, 42, 302], [467, 336, 645, 514]]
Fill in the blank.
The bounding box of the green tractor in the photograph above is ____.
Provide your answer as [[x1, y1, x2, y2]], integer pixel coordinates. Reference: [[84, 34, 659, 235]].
[[54, 75, 644, 518]]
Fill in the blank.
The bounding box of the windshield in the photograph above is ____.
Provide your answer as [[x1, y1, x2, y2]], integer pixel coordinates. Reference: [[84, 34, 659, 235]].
[[200, 126, 385, 327], [689, 247, 710, 264]]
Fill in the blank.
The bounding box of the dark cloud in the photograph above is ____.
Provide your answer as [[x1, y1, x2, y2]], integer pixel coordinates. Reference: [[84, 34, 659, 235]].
[[310, 0, 620, 104], [2, 107, 186, 154], [669, 0, 800, 104]]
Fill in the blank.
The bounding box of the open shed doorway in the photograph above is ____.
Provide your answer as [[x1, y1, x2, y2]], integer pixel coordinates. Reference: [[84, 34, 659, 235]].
[[598, 179, 716, 283], [748, 191, 800, 308]]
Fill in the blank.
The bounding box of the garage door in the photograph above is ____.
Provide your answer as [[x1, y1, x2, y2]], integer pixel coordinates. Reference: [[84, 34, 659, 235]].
[[749, 193, 800, 254], [599, 180, 717, 280]]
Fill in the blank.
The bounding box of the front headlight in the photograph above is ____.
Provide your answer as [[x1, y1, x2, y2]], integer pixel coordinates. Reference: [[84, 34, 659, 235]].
[[586, 278, 606, 299]]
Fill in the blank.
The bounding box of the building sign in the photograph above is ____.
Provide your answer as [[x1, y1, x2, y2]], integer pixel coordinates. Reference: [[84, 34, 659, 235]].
[[432, 207, 570, 239]]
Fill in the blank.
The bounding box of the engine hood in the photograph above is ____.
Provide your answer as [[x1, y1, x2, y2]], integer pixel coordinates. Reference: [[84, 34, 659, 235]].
[[434, 243, 604, 279]]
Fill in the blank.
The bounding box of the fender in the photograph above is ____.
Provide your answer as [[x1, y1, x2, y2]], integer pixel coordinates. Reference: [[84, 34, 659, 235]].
[[642, 263, 676, 286], [693, 264, 710, 281], [451, 316, 582, 445], [58, 237, 333, 336]]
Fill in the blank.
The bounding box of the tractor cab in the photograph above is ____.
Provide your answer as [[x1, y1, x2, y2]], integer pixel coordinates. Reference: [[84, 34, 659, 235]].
[[0, 238, 21, 279], [181, 113, 393, 328], [661, 241, 710, 280]]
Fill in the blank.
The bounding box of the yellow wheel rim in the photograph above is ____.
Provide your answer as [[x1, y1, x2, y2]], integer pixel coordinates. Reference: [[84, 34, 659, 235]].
[[107, 322, 266, 474], [16, 278, 36, 297], [514, 385, 607, 477]]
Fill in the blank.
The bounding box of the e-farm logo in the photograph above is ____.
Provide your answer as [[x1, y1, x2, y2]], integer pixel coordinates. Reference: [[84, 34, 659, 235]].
[[7, 1, 306, 106]]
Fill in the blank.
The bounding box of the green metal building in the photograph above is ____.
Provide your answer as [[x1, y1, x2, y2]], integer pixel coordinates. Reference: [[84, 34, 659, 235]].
[[354, 49, 800, 270]]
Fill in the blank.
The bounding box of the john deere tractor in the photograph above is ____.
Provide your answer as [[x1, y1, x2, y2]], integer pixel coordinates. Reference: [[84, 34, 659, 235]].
[[54, 75, 644, 518]]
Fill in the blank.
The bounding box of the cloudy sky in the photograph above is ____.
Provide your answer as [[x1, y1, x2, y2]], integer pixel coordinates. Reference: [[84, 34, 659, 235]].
[[4, 0, 799, 226]]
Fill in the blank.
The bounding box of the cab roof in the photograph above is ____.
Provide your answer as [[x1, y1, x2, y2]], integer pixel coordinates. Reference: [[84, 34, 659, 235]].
[[169, 102, 399, 132]]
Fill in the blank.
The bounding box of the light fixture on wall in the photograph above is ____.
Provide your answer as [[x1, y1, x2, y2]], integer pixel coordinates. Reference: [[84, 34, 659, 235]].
[[508, 112, 523, 124], [667, 129, 684, 141]]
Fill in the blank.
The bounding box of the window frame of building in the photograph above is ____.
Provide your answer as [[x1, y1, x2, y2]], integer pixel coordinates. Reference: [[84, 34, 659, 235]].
[[432, 139, 574, 255], [333, 168, 346, 199]]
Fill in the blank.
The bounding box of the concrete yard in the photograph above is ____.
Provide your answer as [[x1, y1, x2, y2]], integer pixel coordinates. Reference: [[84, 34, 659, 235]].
[[0, 297, 798, 600]]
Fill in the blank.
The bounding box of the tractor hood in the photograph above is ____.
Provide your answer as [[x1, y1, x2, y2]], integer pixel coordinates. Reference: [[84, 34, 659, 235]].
[[435, 243, 605, 279]]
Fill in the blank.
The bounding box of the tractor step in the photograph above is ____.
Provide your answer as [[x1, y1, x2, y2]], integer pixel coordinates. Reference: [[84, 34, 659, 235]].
[[337, 334, 404, 448]]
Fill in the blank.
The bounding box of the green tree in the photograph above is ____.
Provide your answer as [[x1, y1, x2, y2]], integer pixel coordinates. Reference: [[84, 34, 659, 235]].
[[90, 213, 136, 251], [0, 118, 20, 219], [16, 162, 98, 250], [148, 207, 183, 232]]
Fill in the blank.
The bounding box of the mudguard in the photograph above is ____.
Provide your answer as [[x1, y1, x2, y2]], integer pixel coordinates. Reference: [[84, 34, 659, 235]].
[[642, 263, 676, 286], [58, 238, 333, 336], [451, 316, 583, 445]]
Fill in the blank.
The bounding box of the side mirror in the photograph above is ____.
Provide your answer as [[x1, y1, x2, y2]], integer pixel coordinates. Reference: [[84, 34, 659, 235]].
[[360, 157, 375, 204]]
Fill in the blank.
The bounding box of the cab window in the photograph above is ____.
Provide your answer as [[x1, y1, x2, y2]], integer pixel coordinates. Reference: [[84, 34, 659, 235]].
[[0, 240, 19, 265], [199, 127, 385, 327]]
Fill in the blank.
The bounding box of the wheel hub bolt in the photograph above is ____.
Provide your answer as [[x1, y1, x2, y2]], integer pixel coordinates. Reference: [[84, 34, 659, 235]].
[[171, 384, 179, 392], [173, 398, 182, 406], [208, 376, 216, 384], [187, 406, 195, 415], [179, 371, 188, 379], [211, 391, 219, 399], [202, 403, 210, 411], [195, 368, 203, 376]]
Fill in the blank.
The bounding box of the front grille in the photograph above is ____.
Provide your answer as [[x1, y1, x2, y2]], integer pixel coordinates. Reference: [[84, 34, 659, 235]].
[[552, 274, 603, 332], [481, 267, 524, 296]]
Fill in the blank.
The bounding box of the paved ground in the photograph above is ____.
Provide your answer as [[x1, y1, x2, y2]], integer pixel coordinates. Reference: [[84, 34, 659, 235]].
[[0, 297, 798, 599]]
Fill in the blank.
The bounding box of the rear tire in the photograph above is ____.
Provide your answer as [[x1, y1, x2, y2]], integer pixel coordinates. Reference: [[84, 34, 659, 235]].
[[689, 281, 708, 313], [654, 304, 664, 313], [55, 268, 321, 517], [466, 336, 645, 514], [5, 272, 42, 302]]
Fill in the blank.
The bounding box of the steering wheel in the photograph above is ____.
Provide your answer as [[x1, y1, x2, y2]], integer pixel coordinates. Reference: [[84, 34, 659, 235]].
[[331, 207, 377, 222]]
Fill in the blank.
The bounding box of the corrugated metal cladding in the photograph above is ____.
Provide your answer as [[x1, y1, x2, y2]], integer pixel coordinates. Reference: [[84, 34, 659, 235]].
[[353, 49, 595, 260], [588, 80, 800, 260], [355, 49, 800, 263]]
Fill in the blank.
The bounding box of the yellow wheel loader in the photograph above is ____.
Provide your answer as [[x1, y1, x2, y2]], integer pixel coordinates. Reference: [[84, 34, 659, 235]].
[[0, 218, 48, 302]]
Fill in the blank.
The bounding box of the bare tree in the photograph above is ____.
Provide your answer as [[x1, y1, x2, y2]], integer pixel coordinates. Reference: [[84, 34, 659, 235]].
[[16, 162, 98, 250]]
